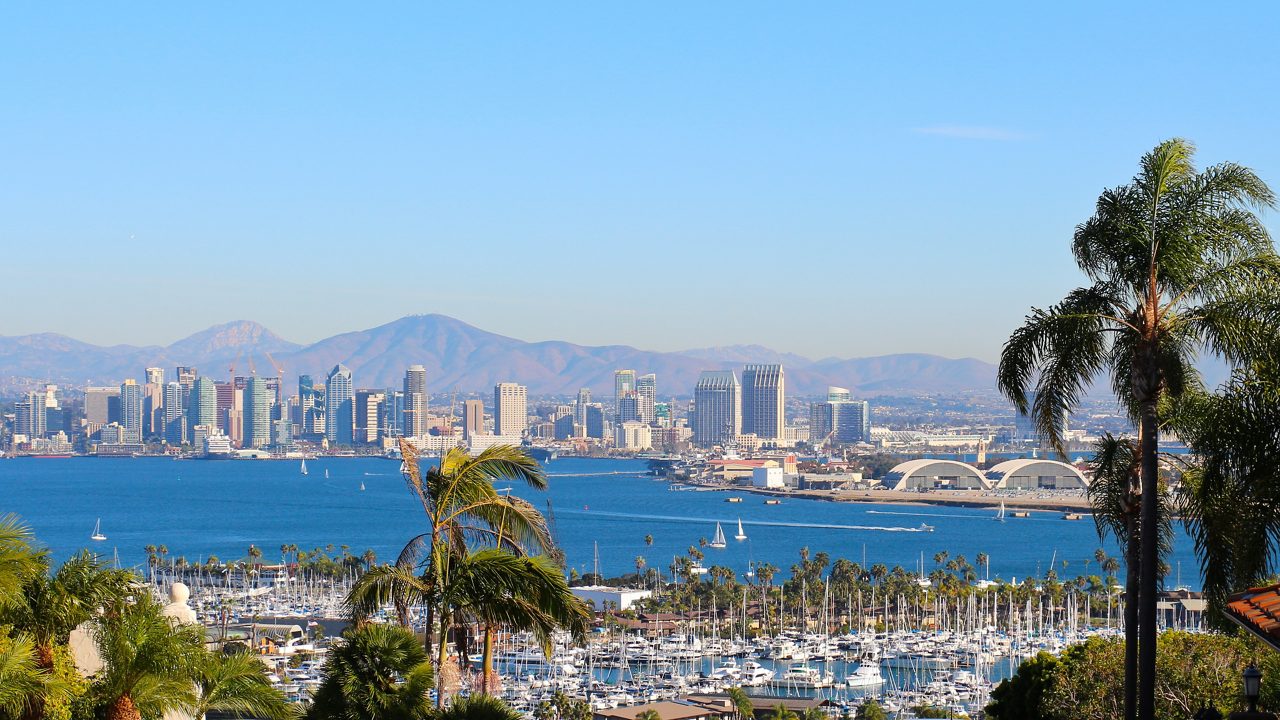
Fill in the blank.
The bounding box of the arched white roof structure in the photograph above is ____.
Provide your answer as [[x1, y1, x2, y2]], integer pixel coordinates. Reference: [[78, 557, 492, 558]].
[[985, 459, 1089, 490], [882, 459, 990, 491]]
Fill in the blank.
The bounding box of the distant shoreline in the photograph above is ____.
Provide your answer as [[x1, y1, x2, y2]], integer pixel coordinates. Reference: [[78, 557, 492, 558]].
[[681, 480, 1094, 514]]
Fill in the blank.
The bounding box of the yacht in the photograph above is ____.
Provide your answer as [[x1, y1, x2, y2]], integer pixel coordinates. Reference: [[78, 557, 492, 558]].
[[709, 522, 727, 549], [844, 663, 885, 688], [740, 661, 774, 686], [734, 518, 747, 541], [771, 666, 834, 688], [90, 519, 107, 542]]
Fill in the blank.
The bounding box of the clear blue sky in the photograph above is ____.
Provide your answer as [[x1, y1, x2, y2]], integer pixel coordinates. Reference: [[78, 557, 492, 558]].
[[2, 3, 1276, 362]]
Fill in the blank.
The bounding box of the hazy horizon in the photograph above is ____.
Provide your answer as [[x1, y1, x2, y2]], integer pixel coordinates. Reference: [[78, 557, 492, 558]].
[[3, 4, 1277, 362]]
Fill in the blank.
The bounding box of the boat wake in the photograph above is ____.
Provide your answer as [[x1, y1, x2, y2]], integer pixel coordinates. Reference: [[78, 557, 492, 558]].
[[559, 508, 929, 533], [866, 509, 983, 520]]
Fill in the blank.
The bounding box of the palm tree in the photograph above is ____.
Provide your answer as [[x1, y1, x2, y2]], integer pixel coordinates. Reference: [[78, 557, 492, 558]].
[[644, 534, 654, 547], [998, 138, 1280, 720], [1176, 360, 1280, 618], [726, 686, 754, 720], [0, 514, 45, 610], [8, 550, 134, 668], [436, 694, 523, 720], [348, 443, 568, 704], [635, 711, 662, 720], [192, 650, 292, 720], [93, 593, 206, 720], [307, 622, 434, 720], [0, 633, 56, 719], [768, 703, 798, 720]]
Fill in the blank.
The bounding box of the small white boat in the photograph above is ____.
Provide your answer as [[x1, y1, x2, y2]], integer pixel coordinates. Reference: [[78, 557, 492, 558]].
[[359, 481, 365, 491], [734, 518, 747, 541], [300, 458, 308, 476], [709, 522, 727, 549], [994, 501, 1005, 522], [324, 469, 329, 479], [399, 460, 408, 475], [90, 519, 106, 542]]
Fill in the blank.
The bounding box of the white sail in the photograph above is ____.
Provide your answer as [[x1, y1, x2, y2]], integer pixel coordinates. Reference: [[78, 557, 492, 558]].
[[300, 458, 308, 475], [359, 481, 365, 491], [735, 518, 747, 541], [710, 522, 727, 548], [90, 519, 106, 541], [995, 501, 1006, 522]]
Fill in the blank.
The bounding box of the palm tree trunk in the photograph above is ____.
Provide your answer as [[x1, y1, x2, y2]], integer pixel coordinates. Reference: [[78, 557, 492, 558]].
[[1124, 520, 1139, 720], [1137, 401, 1160, 720], [481, 624, 495, 694], [437, 613, 450, 708]]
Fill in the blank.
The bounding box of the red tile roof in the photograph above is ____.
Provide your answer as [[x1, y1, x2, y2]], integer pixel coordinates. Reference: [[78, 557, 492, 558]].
[[1225, 584, 1280, 652]]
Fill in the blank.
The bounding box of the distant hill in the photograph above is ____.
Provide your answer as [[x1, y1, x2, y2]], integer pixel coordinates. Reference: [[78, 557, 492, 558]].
[[0, 314, 1000, 397]]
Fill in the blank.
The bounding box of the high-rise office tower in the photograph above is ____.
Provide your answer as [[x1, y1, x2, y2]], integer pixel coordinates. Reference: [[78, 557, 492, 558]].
[[189, 376, 217, 434], [585, 404, 605, 439], [693, 370, 740, 447], [462, 399, 485, 438], [142, 369, 165, 440], [636, 374, 657, 423], [810, 386, 871, 446], [163, 381, 186, 445], [614, 369, 636, 423], [176, 366, 197, 398], [325, 364, 354, 446], [145, 367, 164, 385], [741, 364, 785, 441], [382, 389, 405, 438], [354, 390, 385, 444], [617, 394, 640, 423], [15, 391, 45, 438], [299, 375, 325, 438], [402, 365, 427, 438], [84, 386, 120, 431], [119, 380, 143, 443], [493, 383, 527, 437], [575, 388, 592, 427], [243, 376, 273, 448]]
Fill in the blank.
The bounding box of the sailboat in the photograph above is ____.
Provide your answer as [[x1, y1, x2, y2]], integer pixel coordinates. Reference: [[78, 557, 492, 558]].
[[734, 518, 747, 541], [709, 522, 727, 549], [300, 458, 308, 476], [324, 468, 329, 479], [359, 481, 366, 491], [994, 501, 1006, 522], [90, 519, 106, 542]]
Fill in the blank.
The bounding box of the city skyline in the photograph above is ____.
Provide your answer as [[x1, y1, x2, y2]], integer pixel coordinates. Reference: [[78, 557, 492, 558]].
[[3, 5, 1277, 360]]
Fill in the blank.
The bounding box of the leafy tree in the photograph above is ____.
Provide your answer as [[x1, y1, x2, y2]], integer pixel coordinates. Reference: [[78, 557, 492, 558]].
[[0, 515, 44, 611], [985, 652, 1063, 720], [767, 704, 797, 720], [854, 700, 886, 720], [191, 650, 292, 720], [998, 138, 1280, 720], [91, 593, 205, 720], [306, 623, 434, 720], [0, 633, 57, 719]]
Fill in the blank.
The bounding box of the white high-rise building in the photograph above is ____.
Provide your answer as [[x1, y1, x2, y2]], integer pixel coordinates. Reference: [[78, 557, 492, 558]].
[[493, 382, 528, 438], [614, 369, 636, 423], [741, 364, 785, 441], [325, 364, 354, 446], [636, 373, 657, 423], [693, 370, 740, 448], [403, 365, 427, 438]]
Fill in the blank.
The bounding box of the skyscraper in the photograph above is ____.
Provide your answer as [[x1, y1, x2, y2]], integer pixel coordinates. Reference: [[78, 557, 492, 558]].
[[493, 383, 527, 438], [462, 399, 485, 438], [176, 366, 198, 396], [810, 387, 870, 446], [325, 365, 354, 446], [119, 379, 143, 443], [143, 368, 165, 440], [355, 390, 385, 444], [403, 365, 427, 438], [163, 381, 186, 445], [585, 404, 605, 439], [636, 373, 657, 423], [614, 369, 636, 423], [382, 389, 405, 439], [575, 388, 592, 427], [693, 370, 740, 447], [15, 391, 45, 438], [741, 364, 784, 441], [84, 386, 120, 432], [189, 376, 217, 434], [243, 376, 273, 448]]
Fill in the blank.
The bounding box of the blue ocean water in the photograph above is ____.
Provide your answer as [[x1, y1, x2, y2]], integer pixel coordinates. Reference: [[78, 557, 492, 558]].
[[0, 456, 1202, 588]]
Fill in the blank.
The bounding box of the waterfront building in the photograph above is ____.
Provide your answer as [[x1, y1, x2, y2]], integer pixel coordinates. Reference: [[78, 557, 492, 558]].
[[355, 389, 385, 444], [382, 389, 404, 439], [188, 376, 217, 436], [741, 364, 784, 441], [15, 391, 45, 439], [613, 369, 636, 423], [243, 376, 273, 448], [325, 364, 354, 446], [692, 370, 740, 448], [636, 373, 657, 423], [986, 459, 1089, 490], [403, 365, 427, 438], [810, 387, 871, 446], [493, 382, 527, 437], [84, 386, 121, 438], [553, 407, 576, 440], [214, 381, 234, 433], [119, 380, 143, 444], [163, 382, 186, 445], [585, 404, 605, 439], [462, 398, 485, 438], [882, 459, 990, 490], [615, 421, 652, 450]]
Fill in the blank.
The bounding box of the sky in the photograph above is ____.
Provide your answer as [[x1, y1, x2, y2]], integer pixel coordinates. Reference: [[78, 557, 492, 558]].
[[2, 3, 1278, 362]]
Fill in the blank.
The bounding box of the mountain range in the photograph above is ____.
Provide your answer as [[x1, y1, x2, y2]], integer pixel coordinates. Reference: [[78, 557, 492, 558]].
[[0, 314, 1002, 397]]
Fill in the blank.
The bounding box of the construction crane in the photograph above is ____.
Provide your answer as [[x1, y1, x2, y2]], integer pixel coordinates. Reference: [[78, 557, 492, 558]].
[[264, 352, 286, 404], [447, 386, 458, 435]]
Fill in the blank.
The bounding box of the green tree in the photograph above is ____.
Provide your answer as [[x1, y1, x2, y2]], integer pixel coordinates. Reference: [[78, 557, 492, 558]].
[[0, 633, 58, 719], [767, 704, 797, 720], [985, 652, 1062, 720], [91, 593, 205, 720], [437, 694, 523, 720], [726, 686, 754, 720], [998, 138, 1280, 720], [854, 700, 887, 720], [306, 623, 434, 720], [0, 515, 44, 611], [191, 650, 292, 720]]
